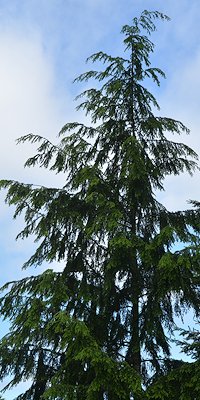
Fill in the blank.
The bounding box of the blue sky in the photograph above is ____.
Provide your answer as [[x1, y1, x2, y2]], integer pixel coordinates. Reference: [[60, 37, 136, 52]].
[[0, 0, 200, 397]]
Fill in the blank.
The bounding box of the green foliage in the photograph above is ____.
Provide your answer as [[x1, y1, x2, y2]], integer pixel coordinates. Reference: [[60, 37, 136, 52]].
[[146, 361, 200, 399], [0, 9, 200, 400]]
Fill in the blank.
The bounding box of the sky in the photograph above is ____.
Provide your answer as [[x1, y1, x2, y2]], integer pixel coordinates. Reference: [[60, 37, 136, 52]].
[[0, 0, 200, 397]]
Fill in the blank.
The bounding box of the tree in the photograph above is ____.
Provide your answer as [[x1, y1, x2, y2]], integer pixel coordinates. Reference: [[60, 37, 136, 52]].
[[0, 10, 200, 400], [146, 327, 200, 399]]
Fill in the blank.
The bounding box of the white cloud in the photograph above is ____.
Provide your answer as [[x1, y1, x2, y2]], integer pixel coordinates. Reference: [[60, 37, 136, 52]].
[[0, 28, 73, 185], [0, 27, 72, 285], [157, 45, 200, 211]]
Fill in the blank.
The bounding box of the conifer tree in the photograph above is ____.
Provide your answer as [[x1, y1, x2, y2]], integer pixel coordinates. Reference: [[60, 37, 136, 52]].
[[0, 10, 200, 400]]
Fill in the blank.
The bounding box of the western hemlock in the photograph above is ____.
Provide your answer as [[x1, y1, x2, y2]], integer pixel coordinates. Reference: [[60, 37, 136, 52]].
[[0, 10, 200, 400]]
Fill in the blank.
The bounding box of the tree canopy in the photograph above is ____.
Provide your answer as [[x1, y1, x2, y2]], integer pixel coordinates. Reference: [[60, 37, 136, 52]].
[[0, 10, 200, 400]]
